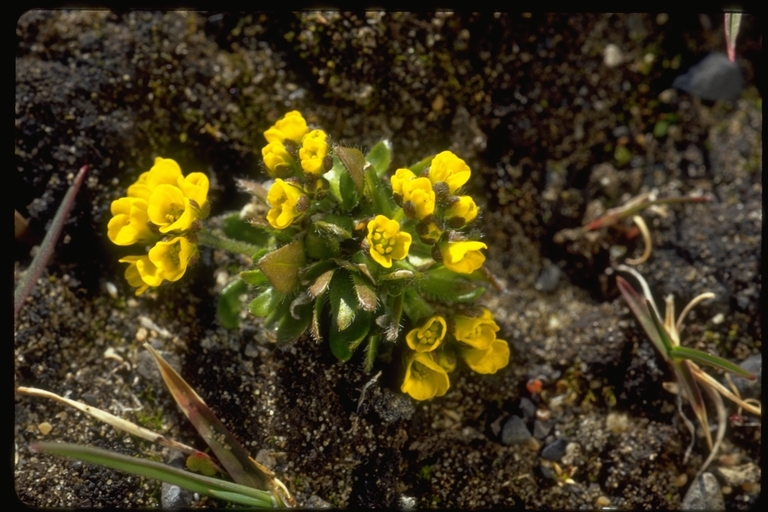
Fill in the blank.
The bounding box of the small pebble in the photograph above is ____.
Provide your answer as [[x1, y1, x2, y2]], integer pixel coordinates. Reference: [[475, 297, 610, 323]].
[[603, 44, 623, 67], [135, 327, 148, 342], [716, 462, 760, 488], [534, 264, 562, 292], [38, 422, 52, 435], [541, 438, 568, 461], [519, 397, 536, 420], [533, 419, 552, 439], [681, 472, 725, 511], [595, 495, 611, 507], [501, 415, 531, 445]]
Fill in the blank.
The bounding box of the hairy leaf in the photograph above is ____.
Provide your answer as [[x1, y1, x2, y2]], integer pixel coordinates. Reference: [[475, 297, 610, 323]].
[[258, 239, 306, 294]]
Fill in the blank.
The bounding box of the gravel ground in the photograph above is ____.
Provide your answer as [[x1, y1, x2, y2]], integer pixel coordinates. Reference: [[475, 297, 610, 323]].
[[15, 11, 761, 509]]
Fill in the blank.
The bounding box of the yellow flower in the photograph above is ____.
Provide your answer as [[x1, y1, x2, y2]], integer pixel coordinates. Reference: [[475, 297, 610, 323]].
[[415, 219, 443, 245], [440, 240, 487, 274], [428, 151, 471, 194], [177, 172, 210, 212], [401, 352, 450, 400], [148, 236, 196, 282], [406, 316, 447, 353], [366, 215, 412, 268], [119, 255, 163, 296], [390, 168, 416, 199], [262, 140, 294, 178], [147, 184, 197, 233], [461, 339, 510, 374], [128, 157, 184, 201], [264, 110, 309, 144], [299, 130, 329, 175], [453, 309, 500, 350], [445, 195, 478, 226], [266, 179, 308, 229], [107, 197, 156, 246], [401, 177, 436, 220]]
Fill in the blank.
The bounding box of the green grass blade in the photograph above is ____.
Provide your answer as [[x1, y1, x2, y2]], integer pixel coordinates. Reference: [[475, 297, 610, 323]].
[[30, 442, 276, 507], [669, 346, 755, 380], [143, 344, 273, 492], [645, 298, 674, 354], [616, 276, 670, 358]]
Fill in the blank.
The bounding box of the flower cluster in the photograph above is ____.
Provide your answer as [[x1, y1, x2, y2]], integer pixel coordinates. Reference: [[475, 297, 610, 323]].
[[401, 309, 510, 400], [236, 110, 505, 400], [108, 157, 209, 295]]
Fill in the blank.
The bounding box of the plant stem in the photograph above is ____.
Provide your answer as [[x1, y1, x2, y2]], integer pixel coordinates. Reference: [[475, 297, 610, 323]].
[[15, 165, 87, 318], [197, 230, 261, 258]]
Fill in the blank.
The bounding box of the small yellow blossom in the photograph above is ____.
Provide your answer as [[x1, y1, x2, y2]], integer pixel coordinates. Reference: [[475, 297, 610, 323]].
[[390, 168, 416, 199], [401, 177, 436, 220], [440, 240, 487, 274], [264, 110, 309, 144], [299, 129, 329, 175], [262, 141, 294, 178], [128, 157, 184, 201], [266, 179, 308, 229], [461, 339, 510, 374], [366, 215, 412, 268], [119, 255, 163, 296], [147, 184, 197, 233], [401, 352, 450, 400], [107, 197, 155, 246], [416, 219, 443, 245], [406, 316, 447, 353], [445, 195, 478, 226], [148, 236, 196, 282], [453, 309, 500, 350], [428, 151, 471, 194], [435, 346, 457, 373], [177, 172, 210, 213]]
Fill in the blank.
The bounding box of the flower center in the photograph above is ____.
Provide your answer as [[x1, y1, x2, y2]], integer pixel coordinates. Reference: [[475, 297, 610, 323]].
[[418, 323, 441, 346], [165, 202, 185, 224], [372, 228, 395, 255], [412, 360, 430, 379]]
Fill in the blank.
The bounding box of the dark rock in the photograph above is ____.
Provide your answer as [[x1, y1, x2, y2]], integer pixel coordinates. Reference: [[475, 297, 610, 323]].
[[541, 438, 569, 461], [501, 415, 532, 445], [672, 52, 743, 101], [535, 263, 562, 293]]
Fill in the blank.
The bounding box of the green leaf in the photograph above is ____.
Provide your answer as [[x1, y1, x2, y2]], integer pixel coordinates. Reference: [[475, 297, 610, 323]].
[[276, 297, 312, 345], [217, 279, 247, 329], [352, 273, 378, 312], [222, 212, 272, 246], [616, 276, 669, 358], [339, 166, 359, 211], [309, 269, 335, 299], [335, 146, 365, 194], [363, 162, 393, 218], [311, 296, 325, 342], [329, 309, 371, 361], [669, 346, 756, 380], [364, 334, 381, 373], [408, 154, 435, 175], [31, 442, 276, 508], [239, 269, 269, 287], [365, 139, 393, 178], [646, 298, 675, 355], [419, 266, 485, 303], [258, 239, 306, 294], [186, 451, 218, 477], [305, 228, 339, 259], [330, 270, 357, 331], [401, 288, 435, 324], [248, 287, 280, 317]]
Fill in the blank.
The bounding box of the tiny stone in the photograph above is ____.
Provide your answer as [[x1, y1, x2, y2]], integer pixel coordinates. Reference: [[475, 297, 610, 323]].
[[603, 44, 623, 67], [533, 419, 552, 439], [681, 472, 725, 511], [135, 327, 148, 342], [501, 415, 531, 445], [519, 397, 536, 420], [38, 422, 52, 435], [541, 438, 568, 461], [304, 495, 333, 509], [715, 462, 761, 488], [534, 263, 562, 292], [244, 343, 260, 358], [595, 496, 611, 507]]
